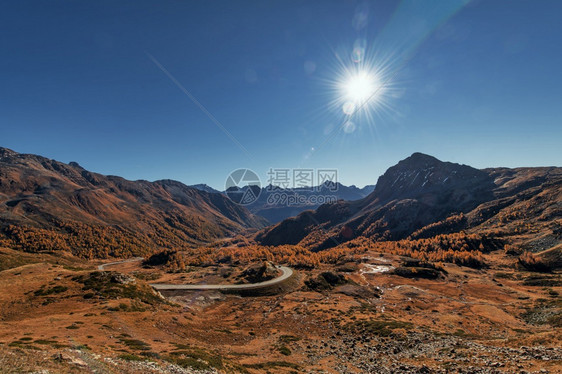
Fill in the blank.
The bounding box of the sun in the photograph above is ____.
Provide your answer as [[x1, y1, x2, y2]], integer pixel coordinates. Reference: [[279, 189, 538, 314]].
[[342, 70, 379, 104], [321, 43, 397, 132], [336, 68, 386, 119]]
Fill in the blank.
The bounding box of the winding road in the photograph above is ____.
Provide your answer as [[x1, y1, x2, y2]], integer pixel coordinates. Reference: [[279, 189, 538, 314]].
[[96, 258, 294, 293], [150, 265, 294, 292]]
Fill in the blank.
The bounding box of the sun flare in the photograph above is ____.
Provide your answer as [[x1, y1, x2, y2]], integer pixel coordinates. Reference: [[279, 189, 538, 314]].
[[335, 67, 386, 120], [342, 71, 379, 104], [323, 42, 398, 133]]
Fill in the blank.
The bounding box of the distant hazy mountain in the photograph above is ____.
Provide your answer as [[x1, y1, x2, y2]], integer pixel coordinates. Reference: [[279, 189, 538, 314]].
[[358, 184, 376, 195], [231, 182, 377, 223], [192, 181, 375, 224], [257, 153, 561, 253], [0, 147, 267, 258]]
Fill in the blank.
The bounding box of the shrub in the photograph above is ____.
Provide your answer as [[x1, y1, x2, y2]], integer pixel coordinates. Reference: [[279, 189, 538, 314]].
[[278, 346, 291, 356], [34, 285, 68, 296], [518, 252, 552, 272], [72, 271, 163, 306], [393, 266, 441, 280], [345, 320, 412, 337], [118, 353, 143, 361]]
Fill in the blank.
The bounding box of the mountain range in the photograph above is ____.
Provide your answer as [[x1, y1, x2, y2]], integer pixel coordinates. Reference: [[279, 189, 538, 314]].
[[1, 147, 560, 261], [257, 152, 561, 254], [189, 182, 375, 223], [0, 147, 266, 258]]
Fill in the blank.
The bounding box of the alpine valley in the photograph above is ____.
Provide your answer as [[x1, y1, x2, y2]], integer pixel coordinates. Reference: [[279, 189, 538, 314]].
[[0, 147, 560, 373]]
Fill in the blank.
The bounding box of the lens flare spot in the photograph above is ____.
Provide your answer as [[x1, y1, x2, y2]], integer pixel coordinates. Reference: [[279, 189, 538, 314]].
[[342, 101, 356, 115], [343, 121, 356, 133], [304, 60, 317, 75], [351, 39, 367, 63], [351, 47, 365, 63]]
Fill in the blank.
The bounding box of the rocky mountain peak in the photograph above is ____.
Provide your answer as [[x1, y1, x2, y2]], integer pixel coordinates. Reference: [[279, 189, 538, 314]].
[[372, 153, 494, 204], [0, 147, 17, 159]]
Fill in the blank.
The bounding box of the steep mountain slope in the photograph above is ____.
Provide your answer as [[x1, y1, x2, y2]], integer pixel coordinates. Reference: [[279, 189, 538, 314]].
[[0, 147, 267, 258], [257, 153, 561, 253]]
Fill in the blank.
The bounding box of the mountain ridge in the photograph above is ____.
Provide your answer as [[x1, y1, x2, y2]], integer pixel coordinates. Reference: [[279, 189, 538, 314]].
[[0, 147, 267, 258], [257, 152, 561, 253]]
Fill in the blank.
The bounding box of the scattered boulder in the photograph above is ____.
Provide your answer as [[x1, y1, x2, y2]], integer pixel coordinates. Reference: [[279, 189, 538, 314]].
[[110, 272, 135, 285], [238, 262, 278, 283], [336, 262, 359, 273], [52, 352, 87, 367], [72, 271, 163, 305], [305, 271, 349, 291]]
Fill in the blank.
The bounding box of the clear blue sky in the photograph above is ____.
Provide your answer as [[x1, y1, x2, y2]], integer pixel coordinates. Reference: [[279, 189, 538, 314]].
[[1, 0, 561, 189]]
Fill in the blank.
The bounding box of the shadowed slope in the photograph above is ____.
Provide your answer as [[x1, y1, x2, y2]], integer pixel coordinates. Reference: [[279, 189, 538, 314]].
[[257, 153, 561, 252], [0, 147, 267, 258]]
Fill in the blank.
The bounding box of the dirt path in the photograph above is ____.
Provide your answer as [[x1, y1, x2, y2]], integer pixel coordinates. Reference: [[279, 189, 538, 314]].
[[97, 257, 145, 271]]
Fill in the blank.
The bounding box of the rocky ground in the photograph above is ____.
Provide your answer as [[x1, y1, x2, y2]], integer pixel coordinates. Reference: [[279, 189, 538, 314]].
[[0, 247, 560, 373]]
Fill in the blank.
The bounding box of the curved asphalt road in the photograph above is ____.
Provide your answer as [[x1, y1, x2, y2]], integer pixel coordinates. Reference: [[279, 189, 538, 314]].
[[96, 258, 294, 292], [150, 265, 293, 291]]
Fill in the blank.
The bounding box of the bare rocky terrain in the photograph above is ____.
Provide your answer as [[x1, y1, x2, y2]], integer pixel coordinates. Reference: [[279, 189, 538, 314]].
[[0, 246, 560, 373]]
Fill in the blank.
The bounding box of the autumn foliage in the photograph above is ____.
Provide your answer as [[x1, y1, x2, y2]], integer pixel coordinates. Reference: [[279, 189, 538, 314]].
[[518, 251, 552, 272], [1, 220, 497, 270], [169, 232, 497, 270], [144, 250, 188, 272], [0, 223, 156, 259]]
